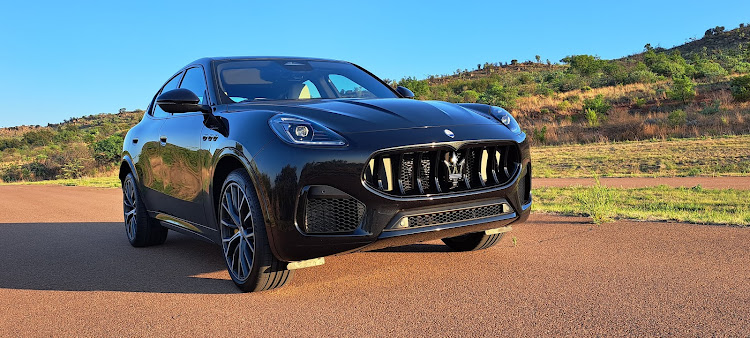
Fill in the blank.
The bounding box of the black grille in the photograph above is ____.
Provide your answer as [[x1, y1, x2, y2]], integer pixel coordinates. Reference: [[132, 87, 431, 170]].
[[304, 197, 365, 233], [363, 143, 521, 197], [406, 203, 507, 228]]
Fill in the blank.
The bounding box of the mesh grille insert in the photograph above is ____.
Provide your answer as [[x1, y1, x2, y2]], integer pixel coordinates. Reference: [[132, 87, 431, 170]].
[[406, 203, 507, 228], [305, 197, 365, 234]]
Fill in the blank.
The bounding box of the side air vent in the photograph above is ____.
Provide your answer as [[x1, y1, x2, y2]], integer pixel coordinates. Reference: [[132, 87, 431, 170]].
[[299, 186, 365, 234], [363, 142, 522, 197]]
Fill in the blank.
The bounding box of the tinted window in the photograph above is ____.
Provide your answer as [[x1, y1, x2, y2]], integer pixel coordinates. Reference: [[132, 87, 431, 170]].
[[328, 74, 376, 99], [215, 60, 396, 103], [152, 72, 183, 118], [179, 67, 208, 104]]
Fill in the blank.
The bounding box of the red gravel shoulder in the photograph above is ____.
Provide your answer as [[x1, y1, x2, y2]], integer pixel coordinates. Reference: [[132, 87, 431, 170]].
[[0, 186, 748, 336]]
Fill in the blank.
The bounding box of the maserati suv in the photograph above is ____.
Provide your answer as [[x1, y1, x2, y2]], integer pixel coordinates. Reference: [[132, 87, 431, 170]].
[[120, 57, 532, 292]]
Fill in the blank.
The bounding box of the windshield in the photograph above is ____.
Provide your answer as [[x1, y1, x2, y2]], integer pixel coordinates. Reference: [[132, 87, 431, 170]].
[[214, 60, 398, 103]]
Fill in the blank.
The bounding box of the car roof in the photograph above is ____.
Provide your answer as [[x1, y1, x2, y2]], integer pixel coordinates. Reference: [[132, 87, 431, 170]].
[[189, 56, 349, 65]]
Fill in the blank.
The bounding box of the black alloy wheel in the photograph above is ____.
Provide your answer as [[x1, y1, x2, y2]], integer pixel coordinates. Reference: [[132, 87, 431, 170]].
[[122, 172, 168, 247], [218, 169, 292, 292]]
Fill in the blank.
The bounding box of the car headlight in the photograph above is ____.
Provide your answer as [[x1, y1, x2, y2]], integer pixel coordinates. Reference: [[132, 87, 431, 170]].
[[490, 106, 521, 134], [269, 114, 347, 146]]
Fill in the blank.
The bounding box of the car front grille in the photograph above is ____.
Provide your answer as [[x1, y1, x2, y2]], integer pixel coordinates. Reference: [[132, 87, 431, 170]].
[[403, 203, 509, 229], [363, 142, 521, 197], [304, 196, 365, 234]]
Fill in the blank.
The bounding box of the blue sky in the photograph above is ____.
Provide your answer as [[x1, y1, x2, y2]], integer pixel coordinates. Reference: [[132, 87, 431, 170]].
[[1, 0, 748, 127]]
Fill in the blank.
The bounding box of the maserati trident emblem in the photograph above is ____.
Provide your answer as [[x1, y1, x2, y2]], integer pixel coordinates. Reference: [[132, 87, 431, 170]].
[[444, 129, 455, 138], [443, 152, 466, 189]]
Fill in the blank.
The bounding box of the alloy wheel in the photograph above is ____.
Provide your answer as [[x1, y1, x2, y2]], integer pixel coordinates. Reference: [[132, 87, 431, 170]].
[[219, 182, 256, 282], [123, 176, 137, 241]]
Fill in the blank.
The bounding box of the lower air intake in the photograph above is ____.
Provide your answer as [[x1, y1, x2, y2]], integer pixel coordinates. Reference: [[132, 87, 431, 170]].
[[404, 203, 509, 229], [302, 186, 365, 234]]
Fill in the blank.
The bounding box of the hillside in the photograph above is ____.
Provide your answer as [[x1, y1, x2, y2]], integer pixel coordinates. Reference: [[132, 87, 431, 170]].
[[2, 24, 750, 183]]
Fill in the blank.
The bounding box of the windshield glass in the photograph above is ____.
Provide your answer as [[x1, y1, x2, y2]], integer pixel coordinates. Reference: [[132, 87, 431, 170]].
[[214, 60, 397, 103]]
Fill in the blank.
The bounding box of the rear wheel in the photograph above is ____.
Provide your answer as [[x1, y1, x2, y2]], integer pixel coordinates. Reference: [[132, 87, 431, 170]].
[[441, 231, 504, 251], [218, 169, 293, 292], [122, 173, 168, 247]]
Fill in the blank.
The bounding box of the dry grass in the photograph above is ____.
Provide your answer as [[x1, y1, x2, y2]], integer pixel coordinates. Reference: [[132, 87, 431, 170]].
[[532, 135, 750, 178]]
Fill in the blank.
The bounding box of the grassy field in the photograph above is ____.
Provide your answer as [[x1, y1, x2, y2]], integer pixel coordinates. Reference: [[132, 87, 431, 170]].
[[533, 184, 750, 226], [3, 176, 121, 188], [531, 135, 750, 178]]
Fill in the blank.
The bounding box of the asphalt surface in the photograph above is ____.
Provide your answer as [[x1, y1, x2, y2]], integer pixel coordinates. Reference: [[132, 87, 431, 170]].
[[0, 185, 748, 336], [535, 176, 750, 189]]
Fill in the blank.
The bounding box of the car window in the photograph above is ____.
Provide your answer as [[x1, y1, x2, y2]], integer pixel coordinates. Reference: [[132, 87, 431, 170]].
[[215, 60, 397, 103], [152, 72, 183, 118], [180, 67, 208, 105], [298, 80, 321, 99], [328, 74, 376, 99]]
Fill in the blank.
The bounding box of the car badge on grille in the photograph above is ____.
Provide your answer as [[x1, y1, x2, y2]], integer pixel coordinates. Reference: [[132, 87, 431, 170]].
[[443, 152, 466, 189], [444, 129, 455, 138]]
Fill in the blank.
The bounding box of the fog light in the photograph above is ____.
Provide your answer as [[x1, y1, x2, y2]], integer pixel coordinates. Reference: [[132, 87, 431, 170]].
[[395, 217, 410, 229], [295, 125, 310, 138]]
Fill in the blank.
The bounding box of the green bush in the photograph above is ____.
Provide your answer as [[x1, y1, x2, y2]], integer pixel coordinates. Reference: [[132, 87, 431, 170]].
[[22, 129, 54, 146], [585, 109, 600, 127], [582, 94, 611, 116], [1, 164, 25, 182], [91, 135, 124, 165], [479, 83, 518, 108], [461, 90, 480, 102], [667, 75, 696, 103], [561, 55, 605, 76], [668, 109, 687, 125], [694, 60, 728, 80], [533, 126, 548, 143], [730, 75, 750, 102]]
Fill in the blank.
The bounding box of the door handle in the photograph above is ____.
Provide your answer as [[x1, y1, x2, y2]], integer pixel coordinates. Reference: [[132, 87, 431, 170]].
[[159, 136, 167, 145]]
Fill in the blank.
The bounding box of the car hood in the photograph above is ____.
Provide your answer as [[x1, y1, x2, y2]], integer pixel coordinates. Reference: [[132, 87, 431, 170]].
[[227, 98, 497, 133]]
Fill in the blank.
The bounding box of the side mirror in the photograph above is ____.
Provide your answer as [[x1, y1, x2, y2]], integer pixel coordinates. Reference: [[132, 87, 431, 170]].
[[157, 88, 209, 114], [396, 86, 415, 99]]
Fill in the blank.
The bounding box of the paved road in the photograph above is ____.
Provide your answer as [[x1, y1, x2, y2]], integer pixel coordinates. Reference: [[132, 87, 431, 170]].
[[535, 176, 750, 189], [0, 186, 748, 336]]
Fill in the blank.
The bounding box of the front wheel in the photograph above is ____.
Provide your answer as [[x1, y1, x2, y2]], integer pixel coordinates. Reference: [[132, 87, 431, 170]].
[[122, 173, 168, 247], [218, 169, 293, 292], [441, 231, 504, 251]]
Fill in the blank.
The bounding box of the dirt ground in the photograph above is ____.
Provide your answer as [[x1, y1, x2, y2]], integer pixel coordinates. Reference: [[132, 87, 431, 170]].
[[0, 185, 748, 336]]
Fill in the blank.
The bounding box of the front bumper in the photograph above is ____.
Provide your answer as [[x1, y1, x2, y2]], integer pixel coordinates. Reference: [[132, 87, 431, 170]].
[[251, 124, 532, 262]]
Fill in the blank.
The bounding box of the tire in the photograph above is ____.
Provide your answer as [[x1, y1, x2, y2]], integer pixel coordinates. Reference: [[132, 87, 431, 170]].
[[441, 231, 504, 251], [218, 169, 293, 292], [122, 173, 168, 247]]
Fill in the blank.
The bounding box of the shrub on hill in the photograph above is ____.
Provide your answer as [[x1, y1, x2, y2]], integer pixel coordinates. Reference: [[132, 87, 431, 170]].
[[667, 75, 696, 102], [731, 75, 750, 101]]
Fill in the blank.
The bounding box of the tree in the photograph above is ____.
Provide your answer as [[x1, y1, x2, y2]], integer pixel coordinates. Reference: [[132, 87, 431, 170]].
[[667, 75, 696, 103], [535, 55, 541, 63], [91, 135, 124, 164], [730, 75, 750, 102], [561, 55, 605, 76]]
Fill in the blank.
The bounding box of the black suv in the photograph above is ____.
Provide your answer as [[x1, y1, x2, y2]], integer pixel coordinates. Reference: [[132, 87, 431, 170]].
[[121, 57, 531, 292]]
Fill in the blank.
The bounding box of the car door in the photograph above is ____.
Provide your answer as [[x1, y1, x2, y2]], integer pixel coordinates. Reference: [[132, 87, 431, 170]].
[[149, 66, 210, 227], [138, 71, 183, 211]]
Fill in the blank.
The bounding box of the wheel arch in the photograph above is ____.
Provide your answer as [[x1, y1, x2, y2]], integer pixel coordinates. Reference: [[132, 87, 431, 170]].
[[210, 149, 280, 259], [119, 154, 137, 183]]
